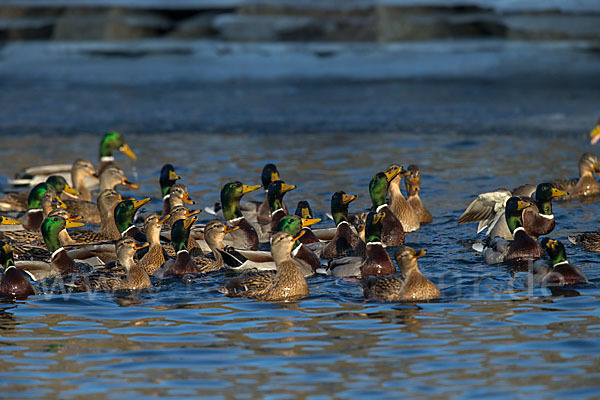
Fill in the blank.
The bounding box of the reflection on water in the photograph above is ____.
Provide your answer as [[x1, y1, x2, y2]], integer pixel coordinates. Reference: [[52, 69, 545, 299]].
[[0, 131, 599, 398]]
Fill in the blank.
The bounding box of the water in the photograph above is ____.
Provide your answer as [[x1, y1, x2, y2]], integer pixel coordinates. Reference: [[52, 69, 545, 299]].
[[1, 130, 600, 399]]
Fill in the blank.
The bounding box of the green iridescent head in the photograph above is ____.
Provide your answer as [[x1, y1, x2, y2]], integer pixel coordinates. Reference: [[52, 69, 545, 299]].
[[261, 164, 280, 190], [504, 197, 532, 234], [535, 183, 568, 208], [276, 215, 320, 249], [540, 238, 568, 266], [171, 215, 197, 252], [220, 181, 261, 220], [27, 176, 77, 210], [100, 131, 136, 159], [364, 210, 386, 244], [160, 164, 181, 197], [114, 198, 151, 234], [41, 215, 85, 253], [267, 180, 296, 213], [369, 166, 405, 209], [331, 191, 358, 225]]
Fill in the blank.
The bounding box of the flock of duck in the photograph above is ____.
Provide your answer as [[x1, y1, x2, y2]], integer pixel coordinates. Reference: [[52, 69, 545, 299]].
[[1, 128, 599, 302]]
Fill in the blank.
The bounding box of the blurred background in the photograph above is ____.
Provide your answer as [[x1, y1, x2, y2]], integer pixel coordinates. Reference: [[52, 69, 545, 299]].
[[0, 0, 599, 135]]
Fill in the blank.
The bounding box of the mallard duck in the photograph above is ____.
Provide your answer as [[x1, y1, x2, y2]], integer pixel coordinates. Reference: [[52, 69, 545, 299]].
[[220, 181, 261, 250], [138, 214, 171, 275], [320, 192, 365, 260], [481, 197, 544, 267], [114, 198, 151, 242], [531, 238, 588, 286], [189, 220, 240, 274], [405, 164, 433, 224], [590, 120, 600, 145], [70, 159, 98, 202], [362, 246, 440, 302], [68, 189, 123, 244], [40, 215, 86, 274], [552, 153, 600, 200], [0, 242, 35, 299], [164, 215, 201, 276], [167, 183, 196, 212], [159, 164, 182, 216], [293, 200, 321, 244], [70, 238, 151, 292], [220, 231, 309, 301], [165, 205, 203, 256], [256, 164, 288, 223], [386, 163, 419, 232], [10, 131, 135, 187], [568, 229, 600, 252], [265, 180, 297, 233], [21, 175, 79, 231], [63, 166, 138, 225], [460, 183, 566, 240], [325, 210, 395, 277], [369, 167, 406, 246]]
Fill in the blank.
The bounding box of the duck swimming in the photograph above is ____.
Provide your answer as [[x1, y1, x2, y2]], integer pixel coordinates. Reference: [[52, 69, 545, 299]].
[[265, 180, 297, 233], [23, 175, 79, 231], [362, 246, 440, 302], [138, 214, 171, 276], [552, 153, 600, 200], [164, 215, 201, 276], [114, 198, 151, 242], [481, 197, 544, 267], [320, 191, 365, 260], [387, 163, 420, 232], [0, 241, 35, 299], [220, 231, 309, 302], [220, 181, 261, 250], [405, 164, 433, 224], [531, 238, 588, 286], [159, 164, 182, 216], [369, 167, 406, 246], [256, 164, 287, 223]]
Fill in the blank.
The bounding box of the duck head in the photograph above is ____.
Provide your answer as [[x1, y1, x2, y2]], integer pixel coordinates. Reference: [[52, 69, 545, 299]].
[[394, 246, 426, 276], [267, 180, 296, 213], [579, 152, 600, 176], [171, 215, 198, 252], [41, 215, 85, 253], [369, 166, 407, 209], [160, 164, 181, 197], [220, 181, 261, 220], [277, 215, 320, 248], [294, 200, 314, 220], [331, 191, 357, 225], [204, 220, 239, 248], [504, 197, 533, 234], [100, 131, 136, 160], [364, 210, 386, 244], [270, 230, 305, 263], [540, 238, 568, 266], [114, 198, 151, 234], [261, 164, 281, 190]]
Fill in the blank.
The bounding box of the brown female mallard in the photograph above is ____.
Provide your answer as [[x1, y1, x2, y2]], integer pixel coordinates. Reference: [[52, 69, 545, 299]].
[[405, 165, 433, 224], [387, 163, 420, 232], [552, 153, 600, 200]]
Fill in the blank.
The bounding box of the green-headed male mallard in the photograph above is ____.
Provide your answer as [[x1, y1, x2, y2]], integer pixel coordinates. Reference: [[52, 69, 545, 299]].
[[362, 246, 440, 302], [369, 167, 406, 247], [387, 163, 419, 232], [552, 153, 600, 200], [482, 197, 544, 267], [23, 175, 78, 231], [164, 215, 201, 276], [0, 241, 35, 299], [221, 181, 261, 250], [532, 238, 588, 286], [266, 180, 297, 233], [277, 215, 321, 275], [405, 164, 433, 224], [40, 215, 86, 274], [97, 131, 136, 174], [220, 230, 309, 302], [159, 164, 182, 216], [257, 164, 287, 223], [293, 200, 321, 244], [321, 191, 365, 260], [114, 198, 151, 242], [165, 205, 203, 256], [326, 210, 396, 277]]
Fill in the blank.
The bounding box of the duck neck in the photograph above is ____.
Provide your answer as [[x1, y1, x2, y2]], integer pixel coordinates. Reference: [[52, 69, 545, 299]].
[[506, 213, 523, 234], [73, 171, 91, 202], [332, 205, 348, 226], [222, 195, 243, 221], [116, 213, 134, 235], [207, 236, 225, 266], [58, 229, 76, 246], [43, 229, 62, 254], [269, 195, 284, 214], [536, 199, 552, 216], [388, 177, 405, 200]]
